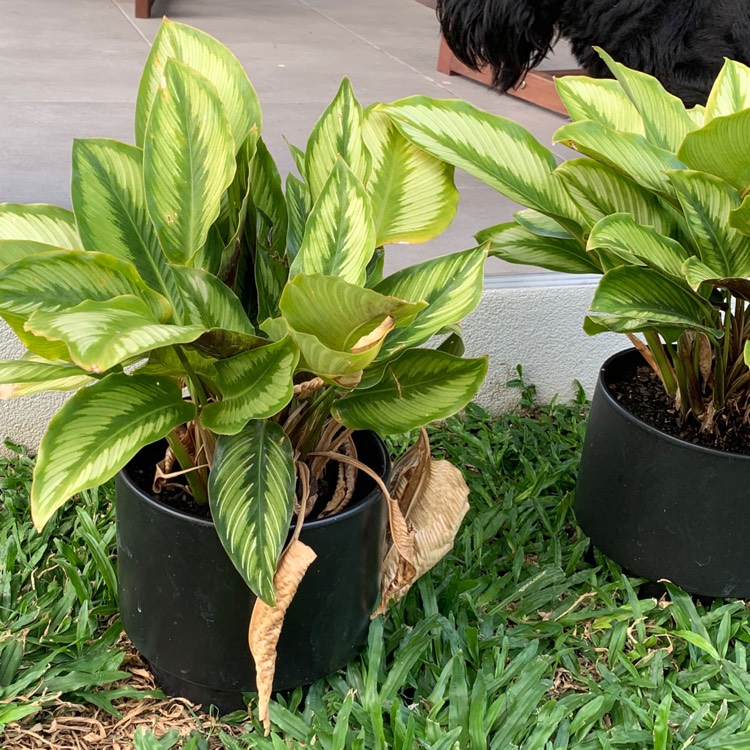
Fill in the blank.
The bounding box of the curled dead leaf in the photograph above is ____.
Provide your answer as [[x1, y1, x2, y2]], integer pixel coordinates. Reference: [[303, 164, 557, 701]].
[[293, 377, 326, 400], [249, 540, 317, 735], [351, 315, 395, 354], [373, 428, 470, 617], [152, 447, 176, 493]]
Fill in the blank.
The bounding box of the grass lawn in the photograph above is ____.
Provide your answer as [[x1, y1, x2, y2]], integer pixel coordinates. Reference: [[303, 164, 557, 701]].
[[3, 376, 750, 749]]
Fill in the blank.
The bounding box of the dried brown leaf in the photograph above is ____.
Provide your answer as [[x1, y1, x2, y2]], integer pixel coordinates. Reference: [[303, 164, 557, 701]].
[[351, 316, 395, 354], [373, 429, 469, 617], [248, 540, 317, 735]]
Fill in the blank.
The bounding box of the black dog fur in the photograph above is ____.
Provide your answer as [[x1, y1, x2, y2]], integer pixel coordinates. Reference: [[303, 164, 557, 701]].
[[437, 0, 750, 106]]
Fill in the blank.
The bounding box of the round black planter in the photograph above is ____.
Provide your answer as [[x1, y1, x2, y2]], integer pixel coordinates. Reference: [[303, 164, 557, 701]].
[[576, 348, 750, 598], [115, 431, 389, 712]]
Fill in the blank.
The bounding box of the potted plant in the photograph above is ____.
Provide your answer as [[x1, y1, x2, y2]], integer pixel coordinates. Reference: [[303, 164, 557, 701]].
[[380, 51, 750, 598], [0, 20, 489, 725]]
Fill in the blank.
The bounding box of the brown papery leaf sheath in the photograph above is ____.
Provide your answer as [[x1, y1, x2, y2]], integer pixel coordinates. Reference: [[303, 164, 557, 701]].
[[373, 428, 470, 617], [248, 540, 317, 735]]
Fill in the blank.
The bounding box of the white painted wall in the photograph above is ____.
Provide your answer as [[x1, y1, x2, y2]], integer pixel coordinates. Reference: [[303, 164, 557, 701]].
[[0, 275, 625, 450]]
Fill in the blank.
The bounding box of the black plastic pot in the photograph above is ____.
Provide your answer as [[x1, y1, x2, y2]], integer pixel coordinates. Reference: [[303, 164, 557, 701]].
[[115, 431, 389, 712], [576, 348, 750, 598]]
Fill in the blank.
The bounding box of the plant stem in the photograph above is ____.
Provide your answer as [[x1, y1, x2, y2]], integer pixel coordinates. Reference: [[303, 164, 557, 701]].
[[166, 430, 209, 506], [174, 346, 208, 410], [643, 332, 678, 396]]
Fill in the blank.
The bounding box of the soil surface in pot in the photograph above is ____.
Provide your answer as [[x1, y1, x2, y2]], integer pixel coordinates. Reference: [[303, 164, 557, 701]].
[[608, 360, 750, 456], [127, 440, 364, 522]]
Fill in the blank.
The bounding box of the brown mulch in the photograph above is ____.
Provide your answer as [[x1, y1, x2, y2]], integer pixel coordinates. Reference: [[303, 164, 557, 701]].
[[1, 638, 248, 750]]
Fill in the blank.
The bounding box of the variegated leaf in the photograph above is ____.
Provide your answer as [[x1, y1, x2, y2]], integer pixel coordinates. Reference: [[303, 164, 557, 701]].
[[31, 373, 196, 530], [363, 108, 458, 246], [200, 337, 298, 434], [25, 295, 205, 373], [0, 358, 93, 400], [250, 138, 288, 257], [587, 214, 689, 278], [285, 173, 310, 264], [590, 266, 719, 334], [305, 77, 370, 200], [554, 158, 677, 235], [144, 59, 236, 266], [374, 245, 487, 358], [554, 121, 685, 196], [0, 240, 66, 270], [209, 420, 296, 605], [666, 169, 750, 278], [555, 76, 645, 134], [677, 109, 750, 192], [595, 48, 696, 151], [477, 222, 598, 274], [71, 138, 186, 322], [333, 349, 488, 435], [381, 96, 584, 228], [280, 273, 423, 377], [290, 159, 375, 285], [0, 204, 81, 249], [135, 19, 261, 150], [705, 59, 750, 122]]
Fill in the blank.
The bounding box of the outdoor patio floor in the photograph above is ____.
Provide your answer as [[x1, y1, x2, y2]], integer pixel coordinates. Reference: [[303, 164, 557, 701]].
[[0, 0, 576, 275]]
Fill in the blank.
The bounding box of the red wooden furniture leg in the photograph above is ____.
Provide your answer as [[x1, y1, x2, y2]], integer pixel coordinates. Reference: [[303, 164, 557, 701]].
[[437, 37, 582, 116], [135, 0, 155, 18]]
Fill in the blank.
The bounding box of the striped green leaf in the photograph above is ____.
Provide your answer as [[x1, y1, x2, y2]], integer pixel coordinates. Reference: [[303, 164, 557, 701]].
[[677, 109, 750, 192], [209, 420, 296, 604], [382, 96, 583, 227], [681, 257, 750, 300], [305, 78, 370, 200], [363, 108, 458, 246], [171, 266, 254, 333], [553, 159, 677, 235], [590, 267, 718, 334], [333, 349, 488, 435], [135, 19, 261, 150], [200, 337, 298, 434], [31, 373, 196, 530], [280, 273, 423, 377], [290, 159, 375, 285], [0, 250, 171, 322], [554, 121, 685, 196], [666, 169, 750, 278], [0, 204, 81, 249], [595, 48, 696, 151], [374, 246, 487, 358], [71, 138, 184, 319], [555, 76, 645, 134], [0, 358, 93, 400], [705, 60, 750, 122], [730, 195, 750, 235], [285, 173, 310, 263], [143, 59, 236, 266], [25, 295, 204, 373], [513, 210, 571, 240], [250, 138, 288, 258], [587, 214, 689, 278], [0, 240, 66, 270], [477, 222, 598, 274]]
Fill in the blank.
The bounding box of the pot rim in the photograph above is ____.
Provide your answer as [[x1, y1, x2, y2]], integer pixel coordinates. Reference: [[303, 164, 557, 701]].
[[599, 347, 750, 461], [118, 430, 391, 530]]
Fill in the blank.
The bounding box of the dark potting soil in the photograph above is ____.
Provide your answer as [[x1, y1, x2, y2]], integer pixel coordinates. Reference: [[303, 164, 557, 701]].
[[607, 361, 750, 456]]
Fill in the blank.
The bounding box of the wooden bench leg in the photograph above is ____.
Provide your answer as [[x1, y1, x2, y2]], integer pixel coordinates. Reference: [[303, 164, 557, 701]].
[[135, 0, 155, 18]]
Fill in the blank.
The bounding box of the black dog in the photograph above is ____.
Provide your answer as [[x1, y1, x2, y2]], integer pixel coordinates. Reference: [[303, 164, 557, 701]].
[[437, 0, 750, 106]]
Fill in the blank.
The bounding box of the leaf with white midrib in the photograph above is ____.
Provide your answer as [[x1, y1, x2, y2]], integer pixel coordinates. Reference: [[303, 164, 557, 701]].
[[72, 138, 185, 322], [209, 420, 296, 604], [31, 373, 196, 530]]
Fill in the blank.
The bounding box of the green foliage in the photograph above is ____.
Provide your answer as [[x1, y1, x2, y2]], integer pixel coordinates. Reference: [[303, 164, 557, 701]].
[[0, 20, 485, 602], [381, 54, 750, 430]]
